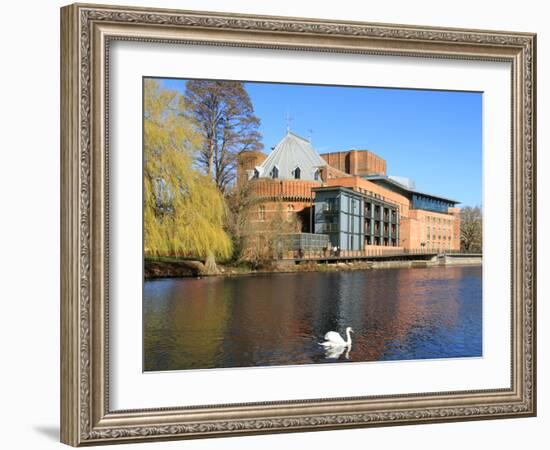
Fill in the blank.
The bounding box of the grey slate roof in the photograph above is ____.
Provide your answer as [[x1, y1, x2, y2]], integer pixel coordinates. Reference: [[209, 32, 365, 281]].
[[258, 131, 326, 181]]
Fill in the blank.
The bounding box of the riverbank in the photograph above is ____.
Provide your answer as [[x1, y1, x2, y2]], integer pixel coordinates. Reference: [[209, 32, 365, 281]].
[[144, 255, 482, 279]]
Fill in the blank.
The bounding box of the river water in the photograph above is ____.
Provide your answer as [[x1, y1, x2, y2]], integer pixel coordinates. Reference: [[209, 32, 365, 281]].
[[143, 266, 482, 371]]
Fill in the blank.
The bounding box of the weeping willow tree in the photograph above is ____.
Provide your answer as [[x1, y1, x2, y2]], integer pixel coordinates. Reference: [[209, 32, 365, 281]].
[[144, 79, 232, 270]]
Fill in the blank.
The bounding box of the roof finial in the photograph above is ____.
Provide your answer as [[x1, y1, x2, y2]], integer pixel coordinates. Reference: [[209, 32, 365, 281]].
[[307, 128, 313, 143], [285, 111, 293, 133]]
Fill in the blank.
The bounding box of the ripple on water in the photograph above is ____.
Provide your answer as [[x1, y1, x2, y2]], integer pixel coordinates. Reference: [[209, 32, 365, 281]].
[[143, 266, 482, 371]]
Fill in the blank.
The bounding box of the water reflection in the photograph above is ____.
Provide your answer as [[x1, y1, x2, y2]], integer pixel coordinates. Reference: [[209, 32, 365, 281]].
[[323, 345, 351, 360], [144, 266, 482, 371]]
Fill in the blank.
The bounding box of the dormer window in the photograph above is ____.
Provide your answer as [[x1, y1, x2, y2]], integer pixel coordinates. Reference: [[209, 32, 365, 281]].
[[313, 168, 320, 181], [271, 166, 279, 179], [292, 166, 301, 180]]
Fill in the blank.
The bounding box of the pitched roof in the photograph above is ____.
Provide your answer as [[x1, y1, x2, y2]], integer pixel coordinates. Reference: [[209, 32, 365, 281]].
[[258, 131, 326, 181]]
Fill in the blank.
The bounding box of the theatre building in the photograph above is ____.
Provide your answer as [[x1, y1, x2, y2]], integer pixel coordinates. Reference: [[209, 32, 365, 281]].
[[237, 131, 461, 256]]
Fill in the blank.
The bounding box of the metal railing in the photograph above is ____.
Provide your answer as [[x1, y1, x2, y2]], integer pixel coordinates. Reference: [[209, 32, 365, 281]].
[[280, 246, 440, 260]]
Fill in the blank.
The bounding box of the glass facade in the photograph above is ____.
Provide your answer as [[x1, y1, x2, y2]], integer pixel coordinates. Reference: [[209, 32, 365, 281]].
[[314, 187, 399, 250], [314, 188, 364, 251], [411, 193, 454, 213]]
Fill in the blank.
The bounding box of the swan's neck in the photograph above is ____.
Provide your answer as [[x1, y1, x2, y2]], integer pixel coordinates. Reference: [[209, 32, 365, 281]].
[[345, 329, 352, 346]]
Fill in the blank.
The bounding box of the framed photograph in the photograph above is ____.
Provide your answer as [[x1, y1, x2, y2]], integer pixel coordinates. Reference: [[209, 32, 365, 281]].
[[60, 3, 536, 446]]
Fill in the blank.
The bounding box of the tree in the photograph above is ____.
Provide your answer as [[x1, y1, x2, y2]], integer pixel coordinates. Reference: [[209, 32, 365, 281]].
[[144, 79, 232, 266], [460, 206, 482, 252], [244, 202, 301, 267], [184, 80, 263, 192], [224, 179, 258, 262]]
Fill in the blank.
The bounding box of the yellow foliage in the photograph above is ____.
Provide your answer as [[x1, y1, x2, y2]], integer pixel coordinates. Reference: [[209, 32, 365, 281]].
[[143, 79, 232, 260]]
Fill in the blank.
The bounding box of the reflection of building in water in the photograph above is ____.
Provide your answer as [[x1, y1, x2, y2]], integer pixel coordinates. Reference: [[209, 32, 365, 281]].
[[238, 131, 461, 255], [349, 267, 465, 361], [225, 274, 321, 365]]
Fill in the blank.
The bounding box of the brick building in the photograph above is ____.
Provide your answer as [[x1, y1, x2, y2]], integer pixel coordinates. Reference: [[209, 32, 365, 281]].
[[238, 131, 461, 255]]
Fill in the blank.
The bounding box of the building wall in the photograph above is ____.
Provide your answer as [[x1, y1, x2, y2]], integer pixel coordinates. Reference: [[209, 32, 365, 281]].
[[248, 178, 320, 200], [449, 207, 462, 251], [249, 200, 312, 227], [318, 165, 350, 180], [404, 209, 461, 252], [325, 176, 410, 217], [323, 176, 460, 252], [236, 151, 267, 185], [240, 157, 460, 254], [321, 149, 387, 176]]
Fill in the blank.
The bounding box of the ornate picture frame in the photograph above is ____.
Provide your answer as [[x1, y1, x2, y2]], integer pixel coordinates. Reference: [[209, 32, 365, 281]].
[[60, 3, 536, 446]]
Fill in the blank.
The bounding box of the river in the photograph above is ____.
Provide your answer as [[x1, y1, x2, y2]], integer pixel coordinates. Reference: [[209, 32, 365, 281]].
[[143, 265, 482, 371]]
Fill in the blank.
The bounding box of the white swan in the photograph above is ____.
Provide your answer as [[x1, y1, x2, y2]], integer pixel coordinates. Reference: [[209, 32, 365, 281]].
[[320, 327, 353, 348]]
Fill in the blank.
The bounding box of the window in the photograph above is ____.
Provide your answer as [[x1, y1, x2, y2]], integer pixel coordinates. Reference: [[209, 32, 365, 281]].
[[253, 169, 259, 179], [258, 205, 266, 221], [292, 166, 301, 179], [313, 169, 320, 181], [271, 166, 279, 179]]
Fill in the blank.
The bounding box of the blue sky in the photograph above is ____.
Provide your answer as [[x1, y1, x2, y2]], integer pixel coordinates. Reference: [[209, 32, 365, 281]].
[[156, 78, 482, 207]]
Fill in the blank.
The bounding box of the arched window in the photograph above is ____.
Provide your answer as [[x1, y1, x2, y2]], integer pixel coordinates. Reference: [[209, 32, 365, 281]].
[[271, 166, 279, 179], [292, 166, 301, 179], [313, 168, 320, 181], [253, 169, 259, 179]]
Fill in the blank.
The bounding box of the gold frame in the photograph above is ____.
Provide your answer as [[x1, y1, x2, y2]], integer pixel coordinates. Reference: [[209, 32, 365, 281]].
[[60, 3, 536, 446]]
